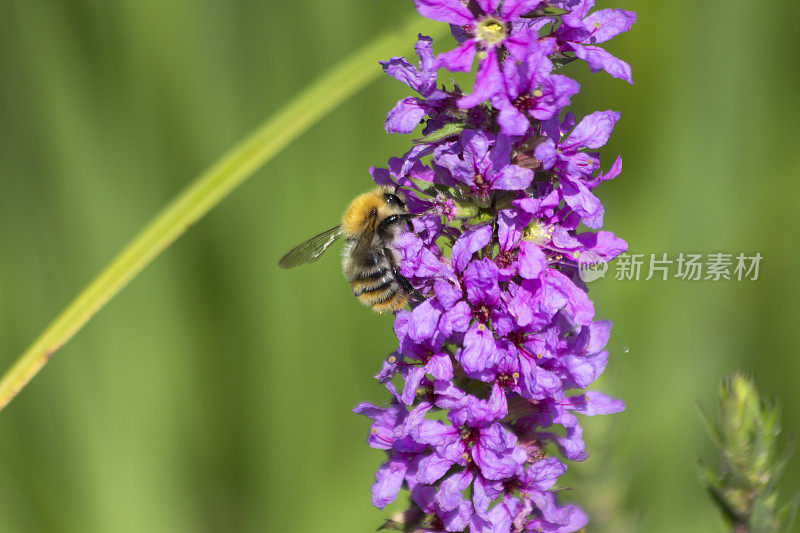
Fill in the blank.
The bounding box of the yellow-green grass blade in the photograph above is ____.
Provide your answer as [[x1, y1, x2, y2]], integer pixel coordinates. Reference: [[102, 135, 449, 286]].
[[0, 15, 442, 412]]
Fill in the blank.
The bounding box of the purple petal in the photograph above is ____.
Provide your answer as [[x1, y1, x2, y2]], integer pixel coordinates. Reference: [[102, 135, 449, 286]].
[[587, 320, 612, 353], [451, 225, 493, 272], [461, 324, 497, 374], [427, 353, 454, 381], [544, 270, 595, 325], [562, 0, 595, 20], [557, 504, 589, 532], [414, 0, 474, 25], [408, 299, 442, 343], [530, 364, 563, 400], [562, 110, 621, 151], [464, 259, 501, 305], [460, 129, 493, 168], [519, 241, 547, 279], [560, 177, 604, 229], [441, 301, 472, 334], [533, 139, 557, 170], [582, 9, 637, 44], [491, 163, 534, 190], [564, 350, 608, 388], [380, 56, 421, 89], [595, 154, 623, 183], [433, 380, 468, 409], [488, 383, 507, 417], [438, 39, 477, 72], [416, 420, 458, 446], [576, 230, 627, 261], [504, 26, 538, 61], [508, 280, 541, 328], [417, 453, 457, 484], [435, 279, 463, 308], [495, 98, 530, 136], [458, 49, 504, 109], [369, 166, 396, 187], [436, 469, 474, 512], [441, 501, 473, 532], [401, 366, 427, 405], [527, 457, 567, 491], [473, 424, 525, 480], [497, 209, 526, 253], [530, 74, 580, 121], [475, 0, 500, 15], [572, 43, 633, 84], [414, 34, 439, 93], [557, 424, 587, 461], [501, 0, 542, 19], [385, 97, 427, 134], [565, 391, 625, 415], [371, 459, 408, 508], [472, 475, 503, 515]]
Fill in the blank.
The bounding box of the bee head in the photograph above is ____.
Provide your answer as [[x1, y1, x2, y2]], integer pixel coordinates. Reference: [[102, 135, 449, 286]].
[[382, 186, 407, 212]]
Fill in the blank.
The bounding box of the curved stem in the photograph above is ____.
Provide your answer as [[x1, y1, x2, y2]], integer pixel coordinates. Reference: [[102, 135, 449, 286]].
[[0, 16, 440, 412]]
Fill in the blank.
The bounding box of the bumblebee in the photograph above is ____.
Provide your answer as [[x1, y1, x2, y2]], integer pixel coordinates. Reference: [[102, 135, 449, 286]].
[[278, 187, 416, 313]]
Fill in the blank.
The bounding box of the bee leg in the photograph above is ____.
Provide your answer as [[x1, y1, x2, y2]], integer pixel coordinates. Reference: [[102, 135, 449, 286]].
[[383, 244, 424, 300], [377, 213, 416, 237], [392, 268, 424, 299]]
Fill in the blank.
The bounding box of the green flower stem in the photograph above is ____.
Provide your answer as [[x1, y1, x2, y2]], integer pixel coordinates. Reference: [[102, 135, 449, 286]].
[[0, 16, 441, 413]]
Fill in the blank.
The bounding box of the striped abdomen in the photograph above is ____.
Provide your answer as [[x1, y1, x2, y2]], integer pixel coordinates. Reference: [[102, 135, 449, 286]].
[[343, 246, 408, 313]]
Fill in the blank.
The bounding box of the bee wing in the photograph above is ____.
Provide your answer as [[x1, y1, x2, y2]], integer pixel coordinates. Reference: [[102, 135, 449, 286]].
[[351, 210, 378, 260], [277, 225, 343, 269]]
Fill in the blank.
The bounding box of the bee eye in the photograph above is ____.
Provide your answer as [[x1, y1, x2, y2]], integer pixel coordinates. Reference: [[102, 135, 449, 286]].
[[383, 192, 405, 209]]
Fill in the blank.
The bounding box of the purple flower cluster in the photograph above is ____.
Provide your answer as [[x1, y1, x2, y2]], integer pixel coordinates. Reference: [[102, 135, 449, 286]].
[[356, 1, 634, 531]]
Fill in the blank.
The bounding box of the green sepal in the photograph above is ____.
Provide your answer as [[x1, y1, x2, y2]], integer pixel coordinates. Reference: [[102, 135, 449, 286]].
[[466, 210, 495, 225], [520, 6, 570, 18], [413, 122, 467, 144], [552, 54, 578, 69]]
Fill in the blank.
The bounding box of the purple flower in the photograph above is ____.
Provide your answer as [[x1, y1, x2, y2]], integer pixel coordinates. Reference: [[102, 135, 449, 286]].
[[413, 0, 543, 108], [554, 2, 636, 83], [355, 2, 635, 530], [535, 110, 621, 178], [381, 35, 452, 134], [436, 131, 534, 201], [493, 39, 581, 135]]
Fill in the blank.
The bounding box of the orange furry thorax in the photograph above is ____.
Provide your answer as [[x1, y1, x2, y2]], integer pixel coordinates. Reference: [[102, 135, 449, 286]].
[[340, 187, 396, 237]]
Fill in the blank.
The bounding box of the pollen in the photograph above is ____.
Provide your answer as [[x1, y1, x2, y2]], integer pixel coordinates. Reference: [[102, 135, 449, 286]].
[[533, 89, 543, 98], [388, 355, 396, 364], [476, 18, 506, 46], [522, 220, 550, 245]]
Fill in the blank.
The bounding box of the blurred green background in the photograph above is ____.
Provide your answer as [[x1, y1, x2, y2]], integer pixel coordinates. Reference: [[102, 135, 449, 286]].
[[1, 0, 799, 531]]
